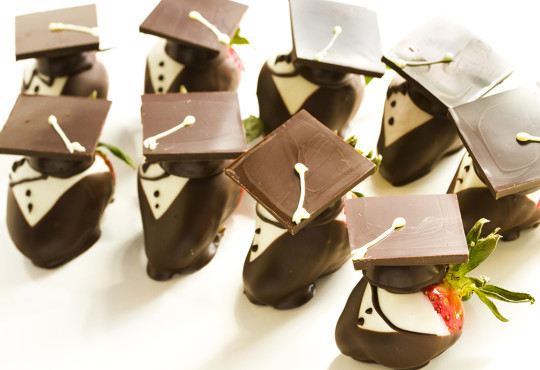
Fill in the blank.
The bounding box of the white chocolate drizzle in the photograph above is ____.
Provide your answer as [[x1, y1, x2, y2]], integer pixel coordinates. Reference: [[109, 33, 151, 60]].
[[516, 132, 540, 143], [188, 11, 230, 45], [292, 163, 310, 224], [143, 115, 196, 150], [48, 115, 86, 153], [352, 217, 406, 260], [49, 22, 98, 37], [391, 53, 454, 69], [315, 25, 342, 61]]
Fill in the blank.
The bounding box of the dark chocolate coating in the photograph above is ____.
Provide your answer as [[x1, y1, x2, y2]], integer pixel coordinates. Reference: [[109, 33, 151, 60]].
[[243, 200, 349, 309], [335, 278, 460, 369], [363, 264, 447, 294], [144, 42, 238, 94], [22, 52, 109, 98], [448, 167, 540, 241], [6, 158, 113, 268], [138, 164, 241, 281], [377, 78, 462, 186], [256, 54, 364, 135]]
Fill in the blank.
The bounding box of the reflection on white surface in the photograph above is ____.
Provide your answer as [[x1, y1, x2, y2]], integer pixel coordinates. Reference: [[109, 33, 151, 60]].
[[0, 1, 540, 369]]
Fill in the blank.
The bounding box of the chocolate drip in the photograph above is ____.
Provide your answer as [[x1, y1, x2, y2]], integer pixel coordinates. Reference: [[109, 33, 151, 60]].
[[335, 279, 460, 369]]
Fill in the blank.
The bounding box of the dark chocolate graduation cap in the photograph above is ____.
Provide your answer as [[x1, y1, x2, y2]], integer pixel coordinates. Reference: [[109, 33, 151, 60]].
[[382, 17, 513, 108], [139, 0, 248, 54], [225, 109, 376, 235], [289, 0, 385, 78], [0, 94, 111, 161], [15, 4, 100, 61], [141, 91, 247, 161], [346, 194, 469, 271], [449, 83, 540, 199]]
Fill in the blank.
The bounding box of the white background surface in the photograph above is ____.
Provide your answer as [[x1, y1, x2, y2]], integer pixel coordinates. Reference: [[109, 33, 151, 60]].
[[0, 1, 540, 369]]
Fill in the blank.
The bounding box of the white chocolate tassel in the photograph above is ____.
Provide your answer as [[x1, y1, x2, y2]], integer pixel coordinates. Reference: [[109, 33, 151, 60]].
[[292, 163, 310, 224], [144, 115, 196, 150], [516, 132, 540, 143], [351, 217, 407, 260], [49, 22, 98, 37], [188, 11, 230, 45], [315, 26, 342, 61], [48, 115, 86, 153]]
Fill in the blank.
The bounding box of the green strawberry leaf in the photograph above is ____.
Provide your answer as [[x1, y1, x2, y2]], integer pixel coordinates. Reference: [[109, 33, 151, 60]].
[[479, 285, 535, 304], [89, 90, 98, 99], [364, 76, 373, 85], [345, 135, 358, 148], [97, 142, 135, 168], [458, 229, 501, 276], [466, 218, 490, 250], [351, 191, 365, 198], [475, 290, 509, 322], [243, 115, 264, 143], [230, 28, 250, 46]]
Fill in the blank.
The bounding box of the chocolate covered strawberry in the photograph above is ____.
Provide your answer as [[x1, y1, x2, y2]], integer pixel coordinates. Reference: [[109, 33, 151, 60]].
[[337, 195, 534, 369], [140, 0, 248, 94]]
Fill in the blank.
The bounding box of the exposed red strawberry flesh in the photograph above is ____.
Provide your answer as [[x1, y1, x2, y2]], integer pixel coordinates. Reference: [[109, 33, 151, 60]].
[[96, 151, 116, 184], [226, 47, 243, 80], [423, 281, 464, 334]]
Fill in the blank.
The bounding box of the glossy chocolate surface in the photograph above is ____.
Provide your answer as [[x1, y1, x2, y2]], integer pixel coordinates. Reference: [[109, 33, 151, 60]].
[[0, 95, 110, 161], [449, 84, 540, 199], [141, 92, 246, 161], [382, 17, 512, 109], [346, 194, 468, 270], [448, 158, 540, 241], [138, 166, 241, 281], [144, 42, 239, 94], [7, 158, 113, 268], [289, 0, 385, 77], [16, 4, 99, 60], [256, 55, 364, 135], [335, 279, 460, 369], [377, 77, 462, 186], [139, 0, 247, 54], [226, 110, 375, 234], [243, 200, 349, 309], [363, 264, 447, 294]]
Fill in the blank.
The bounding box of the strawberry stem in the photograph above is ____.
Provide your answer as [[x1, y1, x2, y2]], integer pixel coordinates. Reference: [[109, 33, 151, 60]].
[[446, 219, 534, 322]]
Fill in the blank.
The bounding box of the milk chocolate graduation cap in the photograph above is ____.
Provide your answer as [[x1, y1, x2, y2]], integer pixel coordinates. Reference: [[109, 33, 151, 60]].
[[141, 91, 247, 161], [382, 17, 512, 108], [139, 0, 248, 55], [449, 83, 540, 199], [346, 194, 469, 271], [0, 94, 111, 161], [289, 0, 385, 78], [15, 4, 100, 61], [225, 109, 376, 235]]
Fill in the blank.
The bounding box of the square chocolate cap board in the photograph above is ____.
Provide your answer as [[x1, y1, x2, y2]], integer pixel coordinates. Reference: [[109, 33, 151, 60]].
[[15, 4, 100, 60], [449, 83, 540, 199], [139, 0, 248, 54], [289, 0, 385, 78], [225, 109, 376, 235], [141, 91, 247, 161], [346, 194, 468, 270], [382, 17, 513, 108], [0, 94, 111, 161]]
